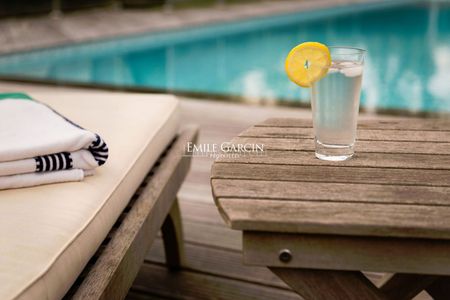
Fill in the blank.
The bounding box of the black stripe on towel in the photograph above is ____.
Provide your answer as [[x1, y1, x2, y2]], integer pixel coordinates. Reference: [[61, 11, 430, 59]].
[[34, 152, 73, 172], [56, 152, 64, 169], [64, 152, 73, 169], [50, 154, 57, 171], [35, 156, 43, 172], [88, 134, 109, 166], [43, 155, 51, 172]]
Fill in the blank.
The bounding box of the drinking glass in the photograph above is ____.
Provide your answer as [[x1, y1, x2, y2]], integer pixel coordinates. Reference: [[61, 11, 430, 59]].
[[311, 47, 365, 161]]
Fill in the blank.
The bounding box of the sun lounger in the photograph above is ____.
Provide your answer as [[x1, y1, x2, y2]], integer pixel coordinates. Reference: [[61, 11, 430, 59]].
[[0, 91, 197, 300]]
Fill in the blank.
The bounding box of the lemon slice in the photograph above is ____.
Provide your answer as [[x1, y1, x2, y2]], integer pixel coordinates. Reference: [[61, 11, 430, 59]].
[[285, 42, 331, 87]]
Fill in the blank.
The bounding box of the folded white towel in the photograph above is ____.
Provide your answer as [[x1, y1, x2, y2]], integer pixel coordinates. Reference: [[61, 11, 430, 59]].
[[0, 93, 108, 189]]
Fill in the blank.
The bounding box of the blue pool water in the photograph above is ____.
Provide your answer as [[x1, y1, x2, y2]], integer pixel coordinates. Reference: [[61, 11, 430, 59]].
[[0, 0, 449, 113]]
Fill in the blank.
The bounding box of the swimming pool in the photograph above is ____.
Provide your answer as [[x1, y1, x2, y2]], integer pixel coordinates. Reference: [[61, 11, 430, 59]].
[[0, 0, 449, 113]]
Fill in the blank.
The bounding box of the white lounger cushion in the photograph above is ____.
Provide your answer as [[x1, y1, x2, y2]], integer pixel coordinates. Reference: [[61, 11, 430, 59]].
[[0, 92, 180, 300]]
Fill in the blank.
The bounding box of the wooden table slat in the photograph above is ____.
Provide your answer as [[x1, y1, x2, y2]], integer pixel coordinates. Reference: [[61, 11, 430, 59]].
[[216, 150, 450, 170], [231, 137, 450, 155], [217, 198, 450, 239], [240, 126, 450, 142], [259, 118, 450, 131], [211, 179, 450, 206], [211, 163, 450, 187]]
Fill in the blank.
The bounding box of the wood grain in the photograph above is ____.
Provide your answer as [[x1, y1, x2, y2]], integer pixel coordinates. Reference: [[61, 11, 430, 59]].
[[230, 136, 450, 154], [240, 126, 450, 142], [216, 150, 450, 170], [211, 116, 450, 297], [211, 179, 450, 206], [211, 117, 450, 239], [270, 268, 386, 300], [211, 163, 450, 187], [182, 219, 242, 251], [217, 198, 450, 239], [145, 238, 289, 289], [180, 200, 229, 226], [258, 118, 450, 131], [243, 232, 450, 275], [126, 290, 169, 300], [131, 263, 302, 300]]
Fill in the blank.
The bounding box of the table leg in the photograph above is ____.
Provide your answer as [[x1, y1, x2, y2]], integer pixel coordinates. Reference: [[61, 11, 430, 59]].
[[269, 267, 387, 300]]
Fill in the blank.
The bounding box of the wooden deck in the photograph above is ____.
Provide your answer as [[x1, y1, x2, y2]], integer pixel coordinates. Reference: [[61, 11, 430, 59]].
[[0, 82, 432, 299]]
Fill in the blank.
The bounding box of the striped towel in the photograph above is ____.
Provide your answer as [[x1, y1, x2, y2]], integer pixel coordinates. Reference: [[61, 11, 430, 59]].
[[0, 93, 108, 189]]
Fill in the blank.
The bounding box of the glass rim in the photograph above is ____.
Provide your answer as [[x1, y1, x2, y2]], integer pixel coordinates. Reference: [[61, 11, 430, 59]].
[[328, 46, 366, 54]]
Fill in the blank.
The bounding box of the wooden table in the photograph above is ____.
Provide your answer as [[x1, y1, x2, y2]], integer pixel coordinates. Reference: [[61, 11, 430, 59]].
[[211, 118, 450, 300]]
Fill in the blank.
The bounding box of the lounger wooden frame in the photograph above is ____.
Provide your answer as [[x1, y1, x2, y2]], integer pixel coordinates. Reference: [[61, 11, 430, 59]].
[[63, 127, 198, 300]]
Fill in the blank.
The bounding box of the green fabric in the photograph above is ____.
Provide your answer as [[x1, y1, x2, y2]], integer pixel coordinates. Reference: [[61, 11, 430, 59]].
[[0, 93, 33, 101]]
